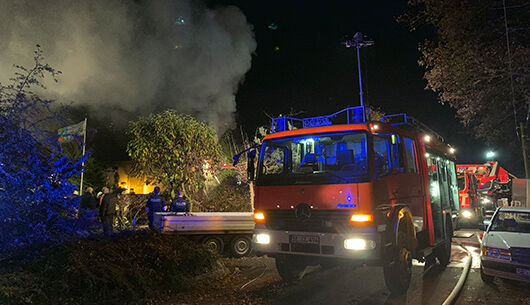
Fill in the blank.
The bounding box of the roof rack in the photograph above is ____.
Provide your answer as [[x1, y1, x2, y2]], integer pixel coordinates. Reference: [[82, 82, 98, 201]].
[[381, 113, 444, 142], [271, 106, 365, 133]]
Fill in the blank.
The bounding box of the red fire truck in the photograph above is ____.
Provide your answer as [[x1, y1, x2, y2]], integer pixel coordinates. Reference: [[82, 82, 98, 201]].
[[455, 168, 479, 227], [237, 107, 459, 295], [457, 162, 512, 221]]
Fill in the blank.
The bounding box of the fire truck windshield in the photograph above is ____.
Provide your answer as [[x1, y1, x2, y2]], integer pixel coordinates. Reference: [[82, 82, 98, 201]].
[[256, 131, 369, 185]]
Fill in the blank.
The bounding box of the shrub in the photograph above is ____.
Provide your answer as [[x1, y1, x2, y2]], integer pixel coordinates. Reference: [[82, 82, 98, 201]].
[[0, 48, 87, 253], [196, 171, 251, 212], [0, 232, 217, 305]]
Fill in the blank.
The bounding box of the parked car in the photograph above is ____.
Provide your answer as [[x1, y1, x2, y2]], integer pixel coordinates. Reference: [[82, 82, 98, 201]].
[[480, 206, 530, 283]]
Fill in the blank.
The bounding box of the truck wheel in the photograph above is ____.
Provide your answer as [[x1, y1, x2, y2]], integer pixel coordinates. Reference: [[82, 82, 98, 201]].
[[383, 232, 412, 296], [436, 222, 453, 268], [275, 255, 307, 281], [202, 236, 224, 255], [230, 235, 251, 258]]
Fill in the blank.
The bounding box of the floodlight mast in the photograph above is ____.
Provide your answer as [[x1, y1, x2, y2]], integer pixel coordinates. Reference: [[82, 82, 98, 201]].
[[345, 32, 374, 121]]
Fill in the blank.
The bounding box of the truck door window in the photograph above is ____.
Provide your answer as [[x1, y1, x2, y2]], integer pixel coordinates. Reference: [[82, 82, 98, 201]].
[[403, 137, 418, 174], [261, 146, 286, 175], [390, 135, 404, 173], [373, 136, 390, 176]]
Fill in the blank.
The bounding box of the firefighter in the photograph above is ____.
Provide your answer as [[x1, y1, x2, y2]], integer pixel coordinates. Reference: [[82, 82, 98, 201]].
[[145, 186, 165, 230], [170, 190, 190, 213]]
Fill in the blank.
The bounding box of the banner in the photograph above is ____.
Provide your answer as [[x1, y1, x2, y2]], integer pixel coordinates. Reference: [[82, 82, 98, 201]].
[[58, 120, 86, 143]]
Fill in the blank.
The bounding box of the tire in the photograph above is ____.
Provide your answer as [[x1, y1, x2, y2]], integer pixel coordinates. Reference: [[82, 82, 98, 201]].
[[480, 266, 494, 283], [230, 235, 252, 258], [436, 222, 453, 268], [275, 255, 308, 281], [202, 236, 224, 255], [383, 231, 413, 296]]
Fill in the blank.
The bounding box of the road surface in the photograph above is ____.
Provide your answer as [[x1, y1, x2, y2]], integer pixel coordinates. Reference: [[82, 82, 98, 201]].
[[153, 229, 529, 305], [246, 229, 530, 305]]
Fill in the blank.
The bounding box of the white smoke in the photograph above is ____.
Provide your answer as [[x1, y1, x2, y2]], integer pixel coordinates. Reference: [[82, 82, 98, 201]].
[[0, 0, 256, 133]]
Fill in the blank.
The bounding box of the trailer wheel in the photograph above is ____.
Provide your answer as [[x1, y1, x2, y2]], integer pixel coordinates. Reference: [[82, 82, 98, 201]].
[[275, 255, 307, 282], [230, 235, 251, 257], [202, 236, 224, 255], [383, 231, 413, 296]]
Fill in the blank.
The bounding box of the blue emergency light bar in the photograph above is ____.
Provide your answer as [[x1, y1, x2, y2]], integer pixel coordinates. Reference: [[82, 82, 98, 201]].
[[271, 106, 366, 133]]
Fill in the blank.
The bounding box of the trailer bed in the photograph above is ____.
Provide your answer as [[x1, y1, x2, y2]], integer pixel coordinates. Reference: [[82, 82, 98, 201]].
[[153, 212, 255, 234]]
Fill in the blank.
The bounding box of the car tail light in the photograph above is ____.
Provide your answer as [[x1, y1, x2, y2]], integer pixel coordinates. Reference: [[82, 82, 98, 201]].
[[350, 213, 373, 223]]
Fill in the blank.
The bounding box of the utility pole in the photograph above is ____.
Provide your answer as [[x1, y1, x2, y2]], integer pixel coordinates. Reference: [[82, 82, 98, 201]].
[[345, 32, 374, 121], [521, 122, 529, 178]]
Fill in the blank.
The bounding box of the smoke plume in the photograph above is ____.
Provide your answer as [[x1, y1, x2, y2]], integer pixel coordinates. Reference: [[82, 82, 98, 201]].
[[0, 0, 256, 133]]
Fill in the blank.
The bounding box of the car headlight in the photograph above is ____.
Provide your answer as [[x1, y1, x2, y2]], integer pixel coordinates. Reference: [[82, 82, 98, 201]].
[[462, 210, 473, 218], [482, 197, 491, 204], [482, 246, 511, 260]]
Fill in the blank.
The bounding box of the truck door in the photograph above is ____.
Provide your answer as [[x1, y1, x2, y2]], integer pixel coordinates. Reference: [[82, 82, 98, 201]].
[[426, 154, 444, 242]]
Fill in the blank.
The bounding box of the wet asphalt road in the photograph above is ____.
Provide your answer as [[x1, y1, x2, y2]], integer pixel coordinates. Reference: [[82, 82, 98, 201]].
[[250, 230, 530, 305]]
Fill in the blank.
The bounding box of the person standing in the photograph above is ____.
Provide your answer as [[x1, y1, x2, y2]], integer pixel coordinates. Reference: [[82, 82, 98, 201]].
[[80, 186, 99, 222], [99, 187, 117, 235], [170, 190, 190, 213], [145, 186, 164, 230]]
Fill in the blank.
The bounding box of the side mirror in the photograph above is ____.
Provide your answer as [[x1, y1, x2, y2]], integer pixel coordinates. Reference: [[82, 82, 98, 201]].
[[233, 155, 240, 166], [480, 219, 491, 231], [247, 149, 256, 181]]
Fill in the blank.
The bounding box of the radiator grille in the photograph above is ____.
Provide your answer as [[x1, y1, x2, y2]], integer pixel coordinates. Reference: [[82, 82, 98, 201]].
[[265, 210, 352, 233], [511, 247, 530, 266]]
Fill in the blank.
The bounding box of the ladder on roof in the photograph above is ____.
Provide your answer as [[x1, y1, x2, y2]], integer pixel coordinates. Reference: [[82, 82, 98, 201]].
[[271, 106, 366, 133], [382, 113, 444, 142]]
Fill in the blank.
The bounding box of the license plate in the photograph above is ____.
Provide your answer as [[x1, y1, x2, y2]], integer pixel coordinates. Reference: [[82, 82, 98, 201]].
[[516, 268, 530, 277], [290, 235, 320, 245]]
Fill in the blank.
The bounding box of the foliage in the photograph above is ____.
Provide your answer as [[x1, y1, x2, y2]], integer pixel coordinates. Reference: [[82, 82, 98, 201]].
[[0, 232, 217, 305], [0, 48, 87, 252], [115, 194, 149, 230], [196, 170, 251, 212], [127, 110, 221, 201], [401, 0, 529, 149], [80, 156, 107, 192]]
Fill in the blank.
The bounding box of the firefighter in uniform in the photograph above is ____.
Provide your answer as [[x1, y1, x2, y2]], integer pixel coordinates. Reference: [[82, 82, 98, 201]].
[[170, 190, 190, 213]]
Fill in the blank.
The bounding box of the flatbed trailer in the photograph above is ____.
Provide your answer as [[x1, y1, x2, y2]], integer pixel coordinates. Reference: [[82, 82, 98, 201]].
[[153, 212, 255, 257]]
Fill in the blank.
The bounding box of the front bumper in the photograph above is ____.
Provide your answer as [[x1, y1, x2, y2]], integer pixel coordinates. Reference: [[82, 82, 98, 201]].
[[481, 258, 530, 282], [252, 228, 381, 261]]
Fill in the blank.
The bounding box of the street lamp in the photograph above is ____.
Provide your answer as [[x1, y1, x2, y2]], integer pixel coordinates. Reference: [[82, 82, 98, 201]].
[[486, 151, 496, 159], [345, 32, 374, 119]]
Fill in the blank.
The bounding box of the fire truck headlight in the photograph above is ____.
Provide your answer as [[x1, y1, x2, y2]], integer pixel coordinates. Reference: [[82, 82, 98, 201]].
[[462, 210, 473, 219], [482, 198, 491, 204], [255, 233, 270, 245], [344, 238, 375, 250]]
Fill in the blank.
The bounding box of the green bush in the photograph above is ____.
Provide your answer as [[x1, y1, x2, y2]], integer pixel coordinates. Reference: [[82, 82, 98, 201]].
[[0, 232, 217, 305], [197, 172, 251, 212]]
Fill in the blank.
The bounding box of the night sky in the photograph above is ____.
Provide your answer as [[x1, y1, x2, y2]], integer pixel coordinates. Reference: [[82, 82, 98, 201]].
[[214, 0, 515, 172]]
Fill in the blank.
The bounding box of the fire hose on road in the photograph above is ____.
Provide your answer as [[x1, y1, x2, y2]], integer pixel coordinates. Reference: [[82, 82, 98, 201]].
[[442, 241, 472, 305]]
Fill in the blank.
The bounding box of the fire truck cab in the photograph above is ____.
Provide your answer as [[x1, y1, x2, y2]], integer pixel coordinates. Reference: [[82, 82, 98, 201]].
[[240, 107, 459, 295], [456, 168, 480, 227]]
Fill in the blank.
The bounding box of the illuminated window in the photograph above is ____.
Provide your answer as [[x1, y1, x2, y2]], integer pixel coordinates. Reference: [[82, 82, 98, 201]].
[[404, 137, 417, 174], [373, 136, 390, 176]]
